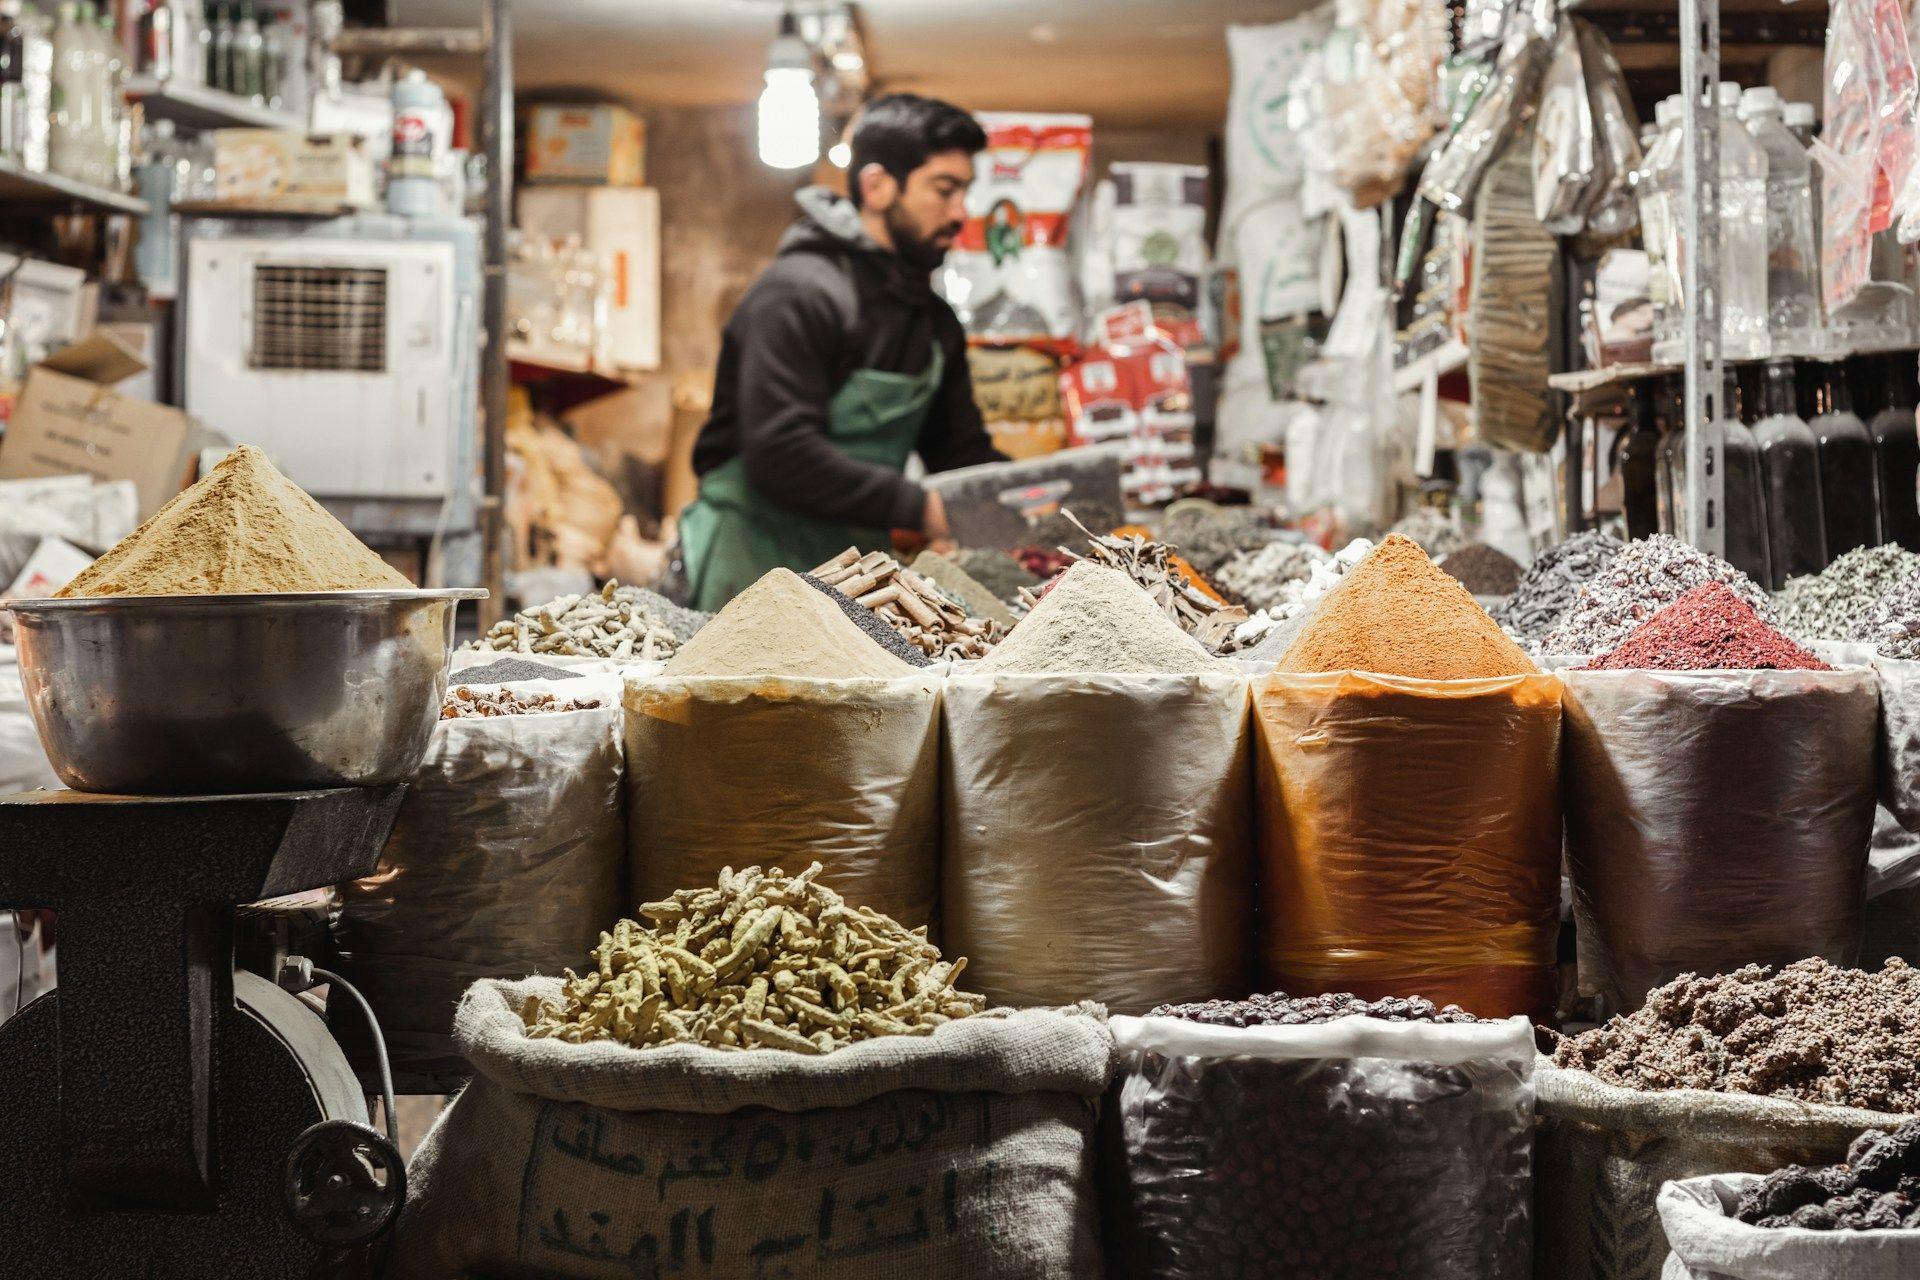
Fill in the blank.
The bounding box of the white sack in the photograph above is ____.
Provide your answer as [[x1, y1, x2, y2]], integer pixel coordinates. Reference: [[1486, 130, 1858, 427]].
[[1659, 1173, 1920, 1280]]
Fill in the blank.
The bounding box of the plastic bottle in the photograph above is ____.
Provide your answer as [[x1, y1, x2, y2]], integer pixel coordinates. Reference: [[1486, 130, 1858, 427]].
[[1740, 87, 1821, 358], [96, 3, 121, 190], [198, 0, 213, 87], [134, 116, 180, 292], [1750, 357, 1828, 585], [9, 0, 49, 171], [137, 0, 169, 79], [388, 67, 443, 218], [1806, 359, 1880, 558], [48, 0, 90, 181], [0, 0, 25, 161], [233, 0, 259, 102], [1618, 390, 1662, 540], [1865, 353, 1920, 552], [1716, 82, 1772, 362], [209, 0, 229, 92], [1637, 95, 1683, 354], [1719, 367, 1774, 585], [260, 5, 280, 108]]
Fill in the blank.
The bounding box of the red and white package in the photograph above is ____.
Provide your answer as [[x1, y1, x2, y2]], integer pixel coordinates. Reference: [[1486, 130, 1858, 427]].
[[938, 113, 1092, 343], [1060, 320, 1198, 505]]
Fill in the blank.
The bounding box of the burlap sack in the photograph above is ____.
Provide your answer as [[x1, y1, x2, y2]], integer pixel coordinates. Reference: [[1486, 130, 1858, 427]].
[[1535, 1059, 1912, 1280], [940, 672, 1253, 1014], [625, 674, 940, 930], [1252, 671, 1563, 1019], [1658, 1174, 1920, 1280], [1561, 668, 1878, 1013], [389, 978, 1112, 1280], [333, 676, 626, 1091]]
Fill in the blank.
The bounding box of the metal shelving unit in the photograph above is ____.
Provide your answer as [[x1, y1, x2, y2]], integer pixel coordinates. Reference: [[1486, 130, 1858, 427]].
[[122, 76, 307, 132], [0, 159, 148, 216]]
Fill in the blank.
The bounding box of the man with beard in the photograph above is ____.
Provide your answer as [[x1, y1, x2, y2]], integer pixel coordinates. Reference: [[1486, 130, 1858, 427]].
[[680, 93, 1006, 609]]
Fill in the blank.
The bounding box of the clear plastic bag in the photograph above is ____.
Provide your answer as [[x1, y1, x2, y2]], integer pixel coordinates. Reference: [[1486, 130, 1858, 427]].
[[1106, 1013, 1536, 1280], [1562, 668, 1879, 1013], [1419, 0, 1558, 215], [1578, 19, 1643, 238], [1532, 19, 1598, 234]]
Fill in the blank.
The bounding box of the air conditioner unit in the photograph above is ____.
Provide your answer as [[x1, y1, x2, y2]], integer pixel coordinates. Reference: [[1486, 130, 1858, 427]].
[[182, 217, 478, 516]]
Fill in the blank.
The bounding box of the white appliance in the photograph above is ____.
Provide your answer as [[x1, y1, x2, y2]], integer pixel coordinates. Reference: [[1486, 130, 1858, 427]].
[[183, 229, 464, 503], [516, 185, 661, 371]]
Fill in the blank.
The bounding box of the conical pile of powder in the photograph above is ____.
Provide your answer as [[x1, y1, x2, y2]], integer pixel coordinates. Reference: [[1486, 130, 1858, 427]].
[[665, 568, 916, 679], [976, 561, 1223, 675], [57, 445, 412, 597], [1278, 534, 1538, 679]]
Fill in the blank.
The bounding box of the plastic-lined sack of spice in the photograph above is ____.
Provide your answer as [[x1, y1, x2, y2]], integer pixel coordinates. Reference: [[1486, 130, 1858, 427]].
[[1660, 1169, 1920, 1280], [941, 564, 1253, 1013], [390, 866, 1113, 1280], [1104, 999, 1535, 1280], [625, 570, 940, 931], [1562, 592, 1878, 1013], [1254, 536, 1562, 1019], [1537, 959, 1920, 1280], [332, 675, 626, 1090]]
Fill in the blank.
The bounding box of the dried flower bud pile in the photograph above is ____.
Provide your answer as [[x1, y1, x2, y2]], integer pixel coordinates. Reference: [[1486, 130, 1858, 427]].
[[810, 547, 1004, 661], [440, 686, 603, 718], [473, 580, 703, 660], [1735, 1122, 1920, 1231], [1210, 540, 1330, 613], [523, 863, 989, 1054], [1491, 529, 1624, 643], [1553, 958, 1920, 1112], [1850, 567, 1920, 659], [1774, 544, 1920, 642]]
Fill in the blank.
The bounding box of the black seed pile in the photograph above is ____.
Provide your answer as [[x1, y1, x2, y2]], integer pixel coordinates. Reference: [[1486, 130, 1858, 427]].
[[453, 657, 583, 684], [1491, 530, 1626, 643], [1437, 543, 1525, 597], [800, 574, 933, 668], [1109, 993, 1529, 1280], [1151, 990, 1486, 1027], [1736, 1122, 1920, 1230]]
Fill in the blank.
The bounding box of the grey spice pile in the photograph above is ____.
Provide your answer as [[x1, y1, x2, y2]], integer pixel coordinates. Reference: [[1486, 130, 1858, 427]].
[[473, 580, 707, 660], [1490, 529, 1624, 642], [1773, 543, 1920, 642], [1541, 533, 1772, 655], [1151, 991, 1484, 1027], [1852, 564, 1920, 660], [1735, 1122, 1920, 1231], [952, 547, 1040, 606], [1553, 958, 1920, 1113], [524, 862, 988, 1054], [1049, 510, 1247, 652]]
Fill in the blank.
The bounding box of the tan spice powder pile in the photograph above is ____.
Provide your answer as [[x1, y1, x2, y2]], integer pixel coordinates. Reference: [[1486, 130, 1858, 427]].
[[664, 568, 914, 679], [57, 445, 411, 597], [1277, 534, 1538, 679]]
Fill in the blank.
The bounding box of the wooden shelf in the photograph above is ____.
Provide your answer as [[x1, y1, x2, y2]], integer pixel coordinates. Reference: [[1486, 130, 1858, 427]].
[[1393, 338, 1470, 394], [173, 198, 360, 219], [1549, 360, 1676, 394], [123, 77, 306, 132], [507, 343, 639, 390], [0, 160, 147, 215]]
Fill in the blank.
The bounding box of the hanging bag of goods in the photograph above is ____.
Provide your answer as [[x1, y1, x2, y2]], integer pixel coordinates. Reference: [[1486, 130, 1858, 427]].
[[1561, 586, 1878, 1014], [939, 564, 1253, 1014], [1251, 537, 1563, 1019], [1536, 958, 1920, 1280], [624, 571, 940, 931], [332, 674, 626, 1090], [389, 866, 1113, 1280], [938, 112, 1091, 343], [1105, 999, 1536, 1280]]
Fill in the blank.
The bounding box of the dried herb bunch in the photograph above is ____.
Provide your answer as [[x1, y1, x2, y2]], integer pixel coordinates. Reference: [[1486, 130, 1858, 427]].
[[1033, 510, 1248, 652], [524, 863, 990, 1054]]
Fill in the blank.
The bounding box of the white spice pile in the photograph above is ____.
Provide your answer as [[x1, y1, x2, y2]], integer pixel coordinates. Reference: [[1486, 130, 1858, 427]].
[[977, 561, 1224, 675], [664, 569, 914, 679]]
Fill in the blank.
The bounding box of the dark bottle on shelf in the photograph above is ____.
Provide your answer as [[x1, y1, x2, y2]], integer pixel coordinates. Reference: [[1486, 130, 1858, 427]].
[[1656, 374, 1682, 536], [1750, 357, 1828, 585], [1868, 352, 1920, 551], [1619, 387, 1662, 540], [1721, 367, 1776, 585], [1809, 358, 1881, 557]]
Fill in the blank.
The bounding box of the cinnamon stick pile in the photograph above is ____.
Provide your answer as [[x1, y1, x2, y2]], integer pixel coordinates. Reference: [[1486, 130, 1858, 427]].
[[810, 548, 1004, 661]]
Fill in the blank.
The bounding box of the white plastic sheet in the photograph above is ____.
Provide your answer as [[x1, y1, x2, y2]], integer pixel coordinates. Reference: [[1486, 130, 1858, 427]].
[[940, 671, 1253, 1014], [625, 674, 942, 931], [0, 647, 57, 794], [1659, 1173, 1920, 1280], [1562, 668, 1878, 1013]]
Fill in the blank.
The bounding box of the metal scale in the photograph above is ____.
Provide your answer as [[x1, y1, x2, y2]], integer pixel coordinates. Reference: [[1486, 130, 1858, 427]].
[[0, 787, 411, 1278]]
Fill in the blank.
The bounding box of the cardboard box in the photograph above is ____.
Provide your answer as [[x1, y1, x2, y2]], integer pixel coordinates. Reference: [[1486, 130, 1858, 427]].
[[214, 130, 377, 207], [517, 185, 661, 369], [0, 332, 202, 518], [526, 105, 645, 186]]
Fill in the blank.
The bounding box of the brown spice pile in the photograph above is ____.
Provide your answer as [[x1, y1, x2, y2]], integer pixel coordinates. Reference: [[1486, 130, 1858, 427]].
[[1554, 958, 1920, 1112], [57, 445, 412, 597], [1278, 534, 1538, 679], [440, 686, 603, 719]]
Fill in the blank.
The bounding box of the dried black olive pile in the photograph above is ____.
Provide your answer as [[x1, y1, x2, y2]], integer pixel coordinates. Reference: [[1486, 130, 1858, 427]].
[[1107, 995, 1531, 1280], [1736, 1121, 1920, 1230]]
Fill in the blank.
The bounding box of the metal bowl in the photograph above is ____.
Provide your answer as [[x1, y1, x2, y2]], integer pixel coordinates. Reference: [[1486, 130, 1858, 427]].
[[8, 589, 486, 795]]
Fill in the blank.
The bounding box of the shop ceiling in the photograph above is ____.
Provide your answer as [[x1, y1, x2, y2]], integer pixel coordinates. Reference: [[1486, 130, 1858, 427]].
[[392, 0, 1319, 130]]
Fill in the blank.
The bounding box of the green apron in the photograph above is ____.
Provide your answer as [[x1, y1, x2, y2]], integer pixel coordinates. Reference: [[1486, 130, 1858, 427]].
[[682, 343, 945, 611]]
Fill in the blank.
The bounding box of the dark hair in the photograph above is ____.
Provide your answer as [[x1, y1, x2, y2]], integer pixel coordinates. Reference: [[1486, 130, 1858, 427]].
[[847, 93, 986, 209]]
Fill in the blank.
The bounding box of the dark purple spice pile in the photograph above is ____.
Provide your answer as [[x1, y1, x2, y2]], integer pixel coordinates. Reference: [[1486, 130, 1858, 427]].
[[1151, 990, 1486, 1027], [1736, 1122, 1920, 1230]]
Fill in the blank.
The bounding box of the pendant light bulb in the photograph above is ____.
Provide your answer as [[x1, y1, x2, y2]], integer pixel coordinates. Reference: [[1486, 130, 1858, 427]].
[[759, 12, 820, 170]]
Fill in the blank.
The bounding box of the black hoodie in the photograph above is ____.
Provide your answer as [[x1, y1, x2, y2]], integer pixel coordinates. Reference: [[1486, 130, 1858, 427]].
[[692, 187, 1005, 532]]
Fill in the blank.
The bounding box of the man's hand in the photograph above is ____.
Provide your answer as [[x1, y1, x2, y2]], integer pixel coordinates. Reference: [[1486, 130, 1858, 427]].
[[923, 490, 956, 555]]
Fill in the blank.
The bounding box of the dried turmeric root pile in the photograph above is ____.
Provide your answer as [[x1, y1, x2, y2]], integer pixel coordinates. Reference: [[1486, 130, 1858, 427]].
[[523, 862, 990, 1054]]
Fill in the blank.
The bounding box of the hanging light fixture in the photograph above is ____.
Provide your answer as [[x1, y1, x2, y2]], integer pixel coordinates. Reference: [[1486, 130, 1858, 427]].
[[758, 11, 820, 170]]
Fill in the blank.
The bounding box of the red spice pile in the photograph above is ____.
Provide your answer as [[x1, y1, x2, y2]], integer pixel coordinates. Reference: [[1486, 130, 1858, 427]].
[[1583, 582, 1832, 672]]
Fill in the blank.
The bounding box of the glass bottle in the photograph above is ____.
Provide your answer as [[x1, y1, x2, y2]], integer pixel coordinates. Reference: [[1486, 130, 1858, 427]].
[[1619, 389, 1662, 541], [1751, 357, 1828, 585], [1740, 87, 1821, 358], [1808, 360, 1880, 557], [1720, 367, 1774, 585], [1867, 353, 1920, 552], [1657, 375, 1684, 536]]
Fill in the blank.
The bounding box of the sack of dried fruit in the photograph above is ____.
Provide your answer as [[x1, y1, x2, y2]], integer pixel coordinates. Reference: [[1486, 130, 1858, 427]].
[[333, 675, 626, 1091], [388, 865, 1112, 1280], [1537, 960, 1920, 1280], [1105, 999, 1534, 1280]]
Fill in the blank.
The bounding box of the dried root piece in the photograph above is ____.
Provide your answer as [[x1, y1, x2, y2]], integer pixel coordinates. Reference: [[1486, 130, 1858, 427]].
[[524, 862, 992, 1053]]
